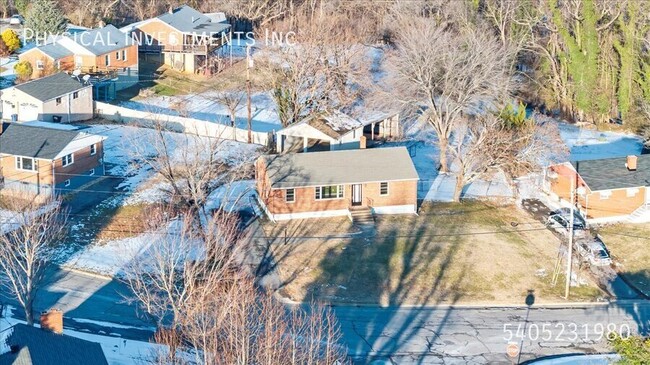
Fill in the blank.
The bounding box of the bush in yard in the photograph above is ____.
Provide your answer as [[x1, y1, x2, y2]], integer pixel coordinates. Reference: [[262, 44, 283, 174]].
[[14, 61, 32, 82], [1, 30, 21, 53], [610, 334, 650, 364], [0, 38, 10, 58]]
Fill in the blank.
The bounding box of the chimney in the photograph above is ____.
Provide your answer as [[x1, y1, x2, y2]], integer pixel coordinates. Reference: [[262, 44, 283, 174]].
[[168, 6, 174, 14], [626, 155, 638, 171], [359, 135, 366, 149], [40, 309, 63, 334]]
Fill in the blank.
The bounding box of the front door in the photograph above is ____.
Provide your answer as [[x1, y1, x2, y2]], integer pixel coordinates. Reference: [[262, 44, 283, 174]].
[[352, 184, 362, 206]]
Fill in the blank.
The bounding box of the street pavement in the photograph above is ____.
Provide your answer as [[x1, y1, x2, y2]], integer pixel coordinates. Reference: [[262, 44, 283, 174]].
[[2, 266, 648, 364], [334, 301, 649, 364]]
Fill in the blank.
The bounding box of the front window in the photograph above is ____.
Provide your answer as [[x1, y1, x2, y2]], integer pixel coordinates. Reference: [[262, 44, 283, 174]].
[[315, 185, 344, 200], [36, 60, 44, 70], [62, 153, 74, 167], [105, 54, 110, 66], [116, 51, 120, 60], [90, 144, 96, 155], [122, 49, 127, 61], [380, 182, 389, 196], [285, 188, 295, 203], [15, 156, 36, 171], [73, 91, 79, 99], [56, 97, 61, 105]]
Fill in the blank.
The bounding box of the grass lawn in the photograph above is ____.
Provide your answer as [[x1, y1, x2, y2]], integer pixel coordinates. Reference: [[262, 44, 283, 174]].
[[133, 58, 272, 98], [263, 202, 603, 306], [597, 223, 650, 297]]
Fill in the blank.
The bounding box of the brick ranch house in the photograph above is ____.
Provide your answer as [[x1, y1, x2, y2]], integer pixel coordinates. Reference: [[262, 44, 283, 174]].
[[0, 72, 93, 123], [256, 147, 419, 221], [0, 123, 106, 195], [546, 155, 650, 223]]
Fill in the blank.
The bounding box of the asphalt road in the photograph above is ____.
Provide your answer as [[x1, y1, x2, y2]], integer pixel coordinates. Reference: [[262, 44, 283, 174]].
[[335, 301, 650, 364], [2, 266, 648, 364]]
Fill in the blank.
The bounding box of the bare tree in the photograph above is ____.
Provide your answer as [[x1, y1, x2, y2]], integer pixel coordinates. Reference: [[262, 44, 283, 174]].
[[124, 207, 348, 364], [0, 194, 67, 325], [122, 208, 242, 328], [213, 88, 246, 140], [128, 119, 253, 216], [449, 110, 563, 201], [389, 16, 514, 172], [258, 11, 371, 127]]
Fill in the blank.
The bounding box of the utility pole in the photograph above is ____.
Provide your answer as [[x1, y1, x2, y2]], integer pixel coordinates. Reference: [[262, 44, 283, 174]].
[[564, 173, 576, 299], [246, 45, 253, 144]]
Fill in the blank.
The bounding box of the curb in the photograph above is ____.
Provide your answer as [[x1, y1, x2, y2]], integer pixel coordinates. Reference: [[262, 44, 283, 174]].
[[59, 266, 114, 281], [274, 293, 635, 310]]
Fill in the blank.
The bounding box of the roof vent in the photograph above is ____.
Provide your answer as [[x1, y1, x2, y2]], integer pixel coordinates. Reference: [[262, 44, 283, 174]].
[[626, 155, 638, 171]]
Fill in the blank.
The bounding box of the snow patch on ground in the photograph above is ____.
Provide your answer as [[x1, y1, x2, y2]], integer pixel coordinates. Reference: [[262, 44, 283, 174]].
[[120, 91, 281, 132], [83, 124, 261, 203]]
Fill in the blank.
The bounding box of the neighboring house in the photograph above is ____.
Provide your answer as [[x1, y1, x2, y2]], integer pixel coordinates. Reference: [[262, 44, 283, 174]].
[[125, 5, 231, 74], [275, 111, 400, 153], [256, 147, 419, 221], [19, 24, 139, 96], [0, 123, 106, 195], [546, 155, 650, 222], [0, 310, 109, 365], [0, 73, 93, 123]]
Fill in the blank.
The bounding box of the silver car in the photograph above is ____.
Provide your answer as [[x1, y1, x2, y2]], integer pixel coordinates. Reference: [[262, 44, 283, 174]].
[[576, 238, 612, 267]]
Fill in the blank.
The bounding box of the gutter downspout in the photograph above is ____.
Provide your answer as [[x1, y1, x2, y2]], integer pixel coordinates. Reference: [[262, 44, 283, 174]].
[[67, 93, 71, 123], [51, 160, 56, 198]]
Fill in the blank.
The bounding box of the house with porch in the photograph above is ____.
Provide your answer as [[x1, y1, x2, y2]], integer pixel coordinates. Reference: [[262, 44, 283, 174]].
[[256, 147, 418, 221], [124, 5, 231, 74], [275, 110, 400, 153], [0, 122, 106, 196], [19, 24, 139, 98], [546, 155, 650, 223], [0, 72, 93, 123]]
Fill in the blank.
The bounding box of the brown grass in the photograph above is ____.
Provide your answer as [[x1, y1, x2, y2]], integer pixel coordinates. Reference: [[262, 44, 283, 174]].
[[263, 202, 603, 305], [598, 223, 650, 297]]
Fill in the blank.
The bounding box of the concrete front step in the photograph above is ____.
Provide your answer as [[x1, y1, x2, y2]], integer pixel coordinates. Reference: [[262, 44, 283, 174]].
[[350, 208, 374, 224]]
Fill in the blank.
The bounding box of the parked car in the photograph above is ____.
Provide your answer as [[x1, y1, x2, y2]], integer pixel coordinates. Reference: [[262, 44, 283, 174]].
[[547, 208, 586, 230], [9, 15, 24, 25], [576, 237, 612, 267]]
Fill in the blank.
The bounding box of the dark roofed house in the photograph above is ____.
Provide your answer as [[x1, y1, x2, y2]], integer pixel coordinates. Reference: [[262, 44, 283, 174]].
[[256, 147, 419, 221], [0, 122, 106, 196], [126, 5, 231, 74], [0, 73, 93, 123], [547, 155, 650, 223], [0, 310, 108, 365], [275, 110, 400, 153]]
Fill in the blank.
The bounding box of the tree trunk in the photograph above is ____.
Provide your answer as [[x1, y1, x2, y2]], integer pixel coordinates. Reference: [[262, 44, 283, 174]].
[[453, 173, 464, 202], [439, 137, 449, 173], [25, 297, 34, 326]]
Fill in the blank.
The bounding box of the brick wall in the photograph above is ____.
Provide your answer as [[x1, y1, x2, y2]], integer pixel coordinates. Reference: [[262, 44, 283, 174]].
[[581, 187, 646, 219]]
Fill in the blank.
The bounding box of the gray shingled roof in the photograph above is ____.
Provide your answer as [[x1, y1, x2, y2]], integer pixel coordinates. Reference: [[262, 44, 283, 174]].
[[14, 73, 87, 102], [158, 5, 231, 34], [0, 124, 80, 159], [36, 43, 73, 60], [72, 24, 133, 55], [571, 155, 650, 191], [0, 324, 108, 365], [262, 147, 419, 188]]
